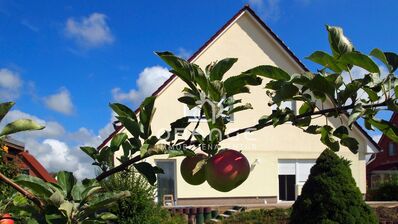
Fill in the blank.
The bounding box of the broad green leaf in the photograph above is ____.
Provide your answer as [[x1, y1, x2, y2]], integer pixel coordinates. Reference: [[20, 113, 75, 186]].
[[337, 81, 361, 104], [109, 103, 137, 121], [244, 65, 290, 81], [306, 51, 343, 72], [385, 52, 398, 72], [387, 100, 398, 113], [134, 162, 157, 185], [116, 116, 140, 138], [339, 52, 380, 74], [56, 171, 77, 198], [110, 133, 128, 152], [80, 146, 97, 160], [98, 212, 118, 220], [59, 201, 74, 220], [363, 87, 379, 102], [0, 101, 14, 122], [49, 191, 65, 207], [160, 116, 190, 142], [224, 73, 262, 96], [14, 175, 53, 198], [228, 103, 253, 114], [71, 183, 85, 201], [168, 148, 196, 158], [0, 119, 44, 137], [178, 96, 197, 108], [370, 48, 392, 72], [299, 102, 313, 115], [332, 126, 349, 138], [320, 125, 340, 151], [368, 118, 398, 142], [209, 58, 238, 81], [340, 137, 359, 154], [326, 25, 353, 57], [139, 96, 156, 138], [307, 75, 335, 100]]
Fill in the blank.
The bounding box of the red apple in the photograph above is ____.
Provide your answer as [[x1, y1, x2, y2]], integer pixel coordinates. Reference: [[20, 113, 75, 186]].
[[205, 149, 250, 192], [180, 153, 207, 185], [0, 214, 14, 224]]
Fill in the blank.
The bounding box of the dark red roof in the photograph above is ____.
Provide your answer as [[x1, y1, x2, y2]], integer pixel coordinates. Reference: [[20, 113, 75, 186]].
[[19, 151, 57, 183], [98, 4, 381, 153]]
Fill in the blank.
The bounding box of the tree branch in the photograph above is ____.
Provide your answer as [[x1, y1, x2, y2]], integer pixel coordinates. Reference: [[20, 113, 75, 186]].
[[96, 100, 388, 181], [0, 171, 44, 209]]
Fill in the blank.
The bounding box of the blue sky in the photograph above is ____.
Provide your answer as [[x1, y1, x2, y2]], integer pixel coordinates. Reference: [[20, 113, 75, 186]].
[[0, 0, 397, 178]]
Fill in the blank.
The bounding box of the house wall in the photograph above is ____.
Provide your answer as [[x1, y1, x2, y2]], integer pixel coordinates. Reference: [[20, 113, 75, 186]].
[[113, 11, 369, 204]]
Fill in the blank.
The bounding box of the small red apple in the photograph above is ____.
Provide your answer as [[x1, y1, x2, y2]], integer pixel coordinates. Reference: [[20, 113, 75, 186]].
[[205, 149, 250, 192], [0, 214, 14, 224], [180, 153, 207, 185]]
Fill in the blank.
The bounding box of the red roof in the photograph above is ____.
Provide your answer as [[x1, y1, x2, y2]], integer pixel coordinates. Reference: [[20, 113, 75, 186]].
[[19, 151, 57, 183], [98, 4, 381, 153]]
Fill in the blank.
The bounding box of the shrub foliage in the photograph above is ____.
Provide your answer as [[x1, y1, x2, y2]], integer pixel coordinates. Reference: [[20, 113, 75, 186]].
[[290, 149, 378, 224]]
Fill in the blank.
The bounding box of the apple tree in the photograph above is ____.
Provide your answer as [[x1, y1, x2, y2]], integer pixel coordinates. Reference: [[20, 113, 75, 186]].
[[81, 25, 398, 193]]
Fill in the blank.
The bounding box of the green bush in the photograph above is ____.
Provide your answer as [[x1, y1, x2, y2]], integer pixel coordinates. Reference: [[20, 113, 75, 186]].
[[290, 149, 378, 224], [221, 208, 289, 224], [0, 152, 20, 207], [369, 182, 398, 201], [101, 168, 185, 224]]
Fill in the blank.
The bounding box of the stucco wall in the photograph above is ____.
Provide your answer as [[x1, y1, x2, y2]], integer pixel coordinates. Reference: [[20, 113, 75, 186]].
[[113, 11, 369, 201]]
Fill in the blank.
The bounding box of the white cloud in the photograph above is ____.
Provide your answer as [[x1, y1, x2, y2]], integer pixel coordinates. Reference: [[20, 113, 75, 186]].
[[0, 68, 22, 100], [44, 88, 74, 115], [2, 110, 112, 179], [248, 0, 281, 21], [112, 66, 171, 105], [65, 13, 114, 49]]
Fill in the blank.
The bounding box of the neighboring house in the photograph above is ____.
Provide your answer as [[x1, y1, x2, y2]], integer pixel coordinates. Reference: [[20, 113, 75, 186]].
[[1, 137, 56, 183], [367, 113, 398, 189], [100, 5, 379, 205]]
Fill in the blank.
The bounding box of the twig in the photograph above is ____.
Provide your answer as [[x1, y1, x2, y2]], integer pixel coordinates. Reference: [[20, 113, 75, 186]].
[[0, 171, 44, 209]]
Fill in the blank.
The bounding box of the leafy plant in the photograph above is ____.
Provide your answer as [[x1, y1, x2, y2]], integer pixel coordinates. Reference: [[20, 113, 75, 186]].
[[221, 208, 290, 224], [80, 24, 398, 194], [7, 171, 130, 223], [290, 149, 378, 224], [101, 168, 185, 224]]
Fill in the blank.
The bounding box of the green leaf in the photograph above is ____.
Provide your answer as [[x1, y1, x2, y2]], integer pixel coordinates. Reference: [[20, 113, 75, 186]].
[[340, 137, 359, 154], [307, 75, 335, 100], [244, 65, 290, 81], [306, 51, 343, 72], [139, 96, 156, 138], [80, 147, 97, 160], [363, 87, 379, 102], [59, 201, 74, 220], [320, 126, 340, 151], [332, 126, 349, 138], [14, 175, 53, 198], [178, 96, 197, 108], [49, 191, 65, 207], [168, 148, 196, 158], [387, 100, 398, 113], [192, 159, 206, 175], [339, 52, 380, 74], [98, 212, 118, 220], [228, 103, 253, 114], [71, 183, 85, 202], [133, 162, 157, 185], [110, 133, 128, 152], [370, 48, 392, 72], [299, 102, 313, 115], [0, 101, 14, 122], [385, 52, 398, 72], [326, 25, 353, 57], [368, 118, 398, 142], [209, 58, 238, 81], [116, 116, 140, 138], [109, 103, 137, 121], [56, 171, 77, 198], [224, 73, 262, 96], [0, 119, 44, 137]]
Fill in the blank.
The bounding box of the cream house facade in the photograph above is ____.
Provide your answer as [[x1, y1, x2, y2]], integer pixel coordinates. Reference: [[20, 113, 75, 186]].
[[101, 6, 379, 205]]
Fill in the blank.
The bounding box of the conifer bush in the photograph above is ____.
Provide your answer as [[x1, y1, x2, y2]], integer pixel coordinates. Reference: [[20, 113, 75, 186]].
[[290, 149, 378, 224]]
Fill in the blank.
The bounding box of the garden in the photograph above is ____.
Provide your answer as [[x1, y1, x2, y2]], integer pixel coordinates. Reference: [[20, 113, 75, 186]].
[[1, 24, 398, 224]]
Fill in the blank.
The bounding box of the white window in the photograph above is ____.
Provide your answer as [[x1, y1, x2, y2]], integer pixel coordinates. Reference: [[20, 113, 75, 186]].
[[184, 105, 205, 121], [271, 101, 296, 113], [388, 142, 397, 156], [278, 159, 316, 183]]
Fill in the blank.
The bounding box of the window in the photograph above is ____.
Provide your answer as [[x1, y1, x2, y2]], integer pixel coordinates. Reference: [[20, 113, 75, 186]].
[[184, 106, 205, 121], [271, 101, 296, 113], [388, 142, 397, 156], [156, 160, 176, 205]]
